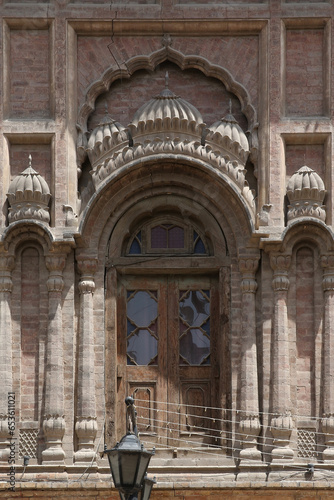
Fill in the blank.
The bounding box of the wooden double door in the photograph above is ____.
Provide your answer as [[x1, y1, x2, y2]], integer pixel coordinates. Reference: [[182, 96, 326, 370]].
[[116, 274, 223, 449]]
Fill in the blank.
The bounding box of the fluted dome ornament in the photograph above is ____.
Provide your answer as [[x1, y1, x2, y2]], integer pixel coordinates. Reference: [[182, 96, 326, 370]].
[[7, 155, 51, 224], [286, 165, 326, 223], [86, 103, 128, 168], [203, 101, 250, 164], [129, 72, 205, 140]]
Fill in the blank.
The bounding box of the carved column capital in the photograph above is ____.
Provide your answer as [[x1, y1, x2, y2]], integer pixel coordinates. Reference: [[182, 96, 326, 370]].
[[239, 257, 259, 276], [321, 255, 334, 292], [77, 257, 98, 295], [0, 255, 15, 294], [321, 254, 334, 270], [270, 254, 291, 291], [76, 257, 98, 277], [45, 254, 67, 274], [239, 257, 258, 294], [0, 255, 15, 273], [46, 254, 67, 293]]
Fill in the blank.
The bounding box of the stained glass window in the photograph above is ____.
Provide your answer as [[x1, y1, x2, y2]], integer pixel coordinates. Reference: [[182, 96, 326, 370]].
[[193, 231, 206, 254], [129, 231, 142, 254], [126, 222, 208, 255], [179, 290, 210, 366], [126, 290, 158, 365], [151, 224, 184, 249]]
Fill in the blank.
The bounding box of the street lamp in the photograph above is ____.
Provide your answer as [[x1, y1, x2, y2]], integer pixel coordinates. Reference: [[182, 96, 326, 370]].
[[104, 397, 156, 500]]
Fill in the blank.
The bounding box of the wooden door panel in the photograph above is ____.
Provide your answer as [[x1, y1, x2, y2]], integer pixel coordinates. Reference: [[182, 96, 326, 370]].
[[116, 274, 220, 449], [117, 276, 168, 446]]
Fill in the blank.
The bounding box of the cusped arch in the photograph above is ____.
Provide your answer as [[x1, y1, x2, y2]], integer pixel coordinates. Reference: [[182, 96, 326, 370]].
[[78, 159, 255, 259], [77, 48, 258, 149]]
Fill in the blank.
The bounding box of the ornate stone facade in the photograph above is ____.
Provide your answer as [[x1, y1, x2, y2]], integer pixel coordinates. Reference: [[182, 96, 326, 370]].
[[1, 2, 334, 499]]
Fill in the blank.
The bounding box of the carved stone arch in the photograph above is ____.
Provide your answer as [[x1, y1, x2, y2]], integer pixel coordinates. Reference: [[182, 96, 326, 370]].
[[76, 49, 258, 169], [78, 160, 255, 258], [280, 219, 334, 256], [106, 194, 228, 260], [2, 221, 54, 256]]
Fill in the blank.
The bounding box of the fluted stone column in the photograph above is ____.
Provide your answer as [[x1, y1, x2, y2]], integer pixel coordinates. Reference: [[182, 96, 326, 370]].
[[42, 253, 67, 464], [0, 255, 14, 462], [238, 257, 262, 464], [321, 255, 334, 462], [74, 257, 98, 463], [270, 254, 294, 462]]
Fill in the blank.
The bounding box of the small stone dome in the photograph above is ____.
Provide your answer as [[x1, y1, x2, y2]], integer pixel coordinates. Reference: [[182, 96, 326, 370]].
[[129, 75, 204, 138], [87, 110, 128, 166], [204, 111, 249, 164], [286, 165, 326, 223], [7, 155, 51, 224]]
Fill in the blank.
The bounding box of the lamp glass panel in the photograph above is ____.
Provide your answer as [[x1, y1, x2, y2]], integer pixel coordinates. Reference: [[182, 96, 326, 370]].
[[120, 452, 140, 487], [108, 452, 121, 486], [135, 453, 151, 487], [141, 478, 155, 500]]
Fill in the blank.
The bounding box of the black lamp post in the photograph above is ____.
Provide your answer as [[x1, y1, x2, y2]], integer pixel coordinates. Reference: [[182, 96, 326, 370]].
[[104, 397, 156, 500]]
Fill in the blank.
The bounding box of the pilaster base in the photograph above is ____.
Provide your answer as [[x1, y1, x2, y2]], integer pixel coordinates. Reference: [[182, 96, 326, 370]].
[[74, 416, 97, 464], [42, 414, 66, 465]]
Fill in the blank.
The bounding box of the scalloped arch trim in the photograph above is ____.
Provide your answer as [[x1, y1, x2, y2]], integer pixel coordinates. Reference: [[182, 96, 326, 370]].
[[77, 47, 257, 136]]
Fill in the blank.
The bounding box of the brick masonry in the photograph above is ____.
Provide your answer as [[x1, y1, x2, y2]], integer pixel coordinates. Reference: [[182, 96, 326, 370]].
[[1, 0, 334, 497]]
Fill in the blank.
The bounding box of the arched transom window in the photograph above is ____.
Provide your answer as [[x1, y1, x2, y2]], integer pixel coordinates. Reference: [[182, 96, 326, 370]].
[[127, 218, 209, 255]]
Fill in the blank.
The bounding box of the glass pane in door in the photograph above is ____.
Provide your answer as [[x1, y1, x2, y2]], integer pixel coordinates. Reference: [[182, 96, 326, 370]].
[[179, 290, 210, 365], [127, 290, 158, 365]]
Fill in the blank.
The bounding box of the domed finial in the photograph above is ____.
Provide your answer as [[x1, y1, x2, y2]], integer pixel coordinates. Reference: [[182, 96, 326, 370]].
[[165, 71, 169, 89]]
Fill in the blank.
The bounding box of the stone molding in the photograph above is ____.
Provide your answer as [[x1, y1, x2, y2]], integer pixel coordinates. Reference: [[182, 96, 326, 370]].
[[89, 139, 255, 213]]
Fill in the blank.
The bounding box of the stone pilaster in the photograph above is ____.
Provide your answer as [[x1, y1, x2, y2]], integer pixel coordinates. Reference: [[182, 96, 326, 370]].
[[74, 257, 98, 463], [0, 255, 15, 462], [270, 254, 294, 462], [42, 253, 67, 464], [238, 257, 262, 464], [321, 255, 334, 462]]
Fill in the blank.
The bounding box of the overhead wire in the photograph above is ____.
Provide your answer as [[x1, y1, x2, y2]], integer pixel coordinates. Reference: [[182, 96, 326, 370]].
[[132, 397, 328, 422], [135, 413, 319, 458], [133, 401, 332, 444]]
